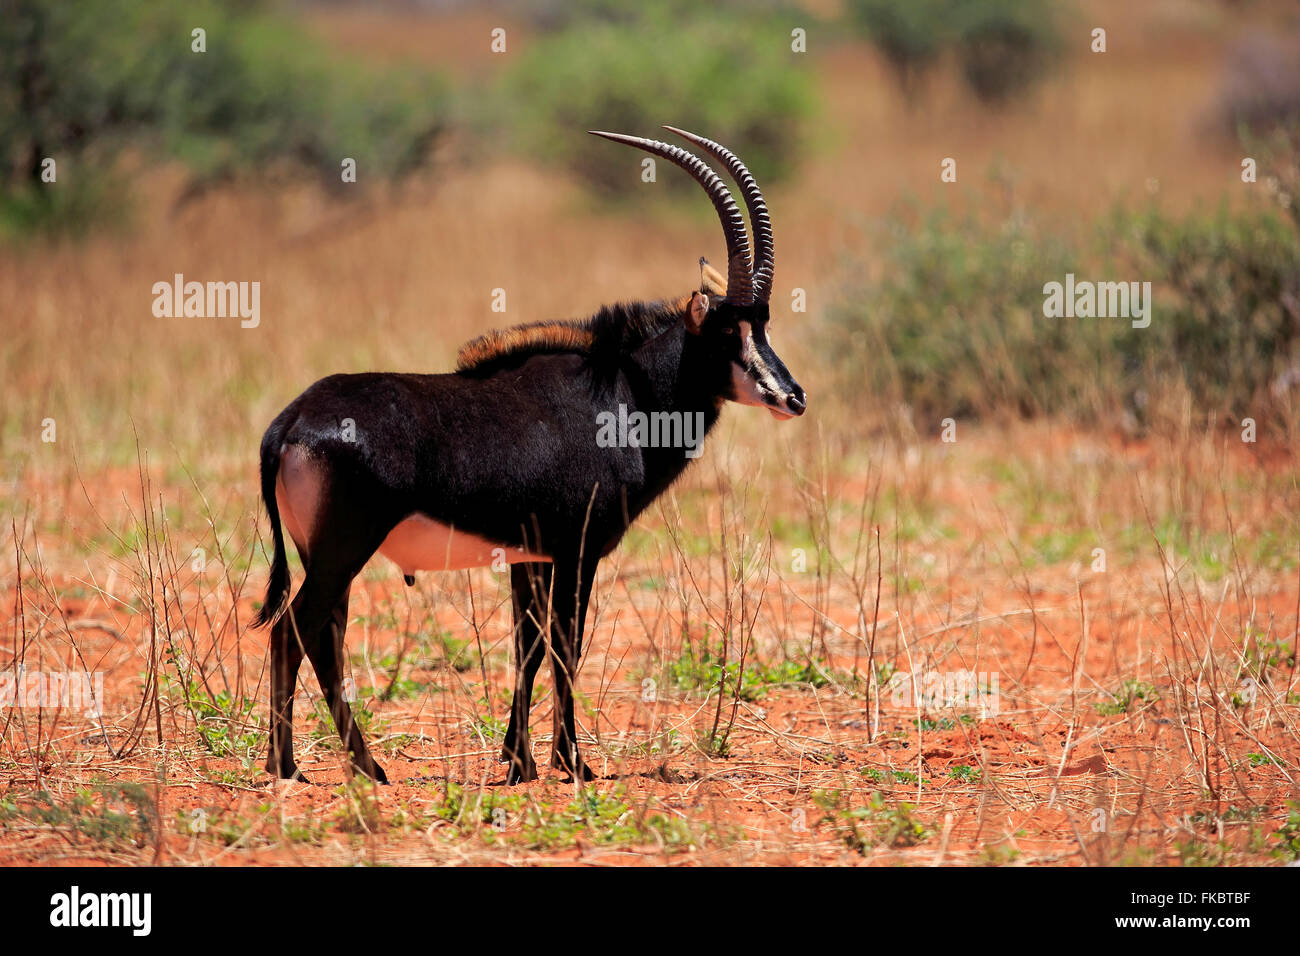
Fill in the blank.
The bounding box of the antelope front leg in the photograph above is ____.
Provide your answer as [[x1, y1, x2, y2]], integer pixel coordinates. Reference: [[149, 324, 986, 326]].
[[548, 563, 595, 781]]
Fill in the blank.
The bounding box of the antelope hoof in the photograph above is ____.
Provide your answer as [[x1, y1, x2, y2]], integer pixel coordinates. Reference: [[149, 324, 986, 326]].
[[502, 744, 538, 785], [355, 760, 390, 785], [268, 763, 311, 784], [505, 759, 539, 786], [551, 750, 595, 782]]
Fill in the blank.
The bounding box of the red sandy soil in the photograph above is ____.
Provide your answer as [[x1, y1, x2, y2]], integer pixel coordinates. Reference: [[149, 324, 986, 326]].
[[2, 425, 1297, 866]]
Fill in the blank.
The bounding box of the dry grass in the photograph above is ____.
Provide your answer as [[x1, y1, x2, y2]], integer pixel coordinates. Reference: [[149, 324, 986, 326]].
[[2, 421, 1297, 865]]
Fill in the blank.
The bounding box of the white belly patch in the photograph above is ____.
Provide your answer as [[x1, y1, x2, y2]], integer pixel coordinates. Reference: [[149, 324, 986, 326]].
[[378, 513, 551, 574], [275, 443, 550, 575]]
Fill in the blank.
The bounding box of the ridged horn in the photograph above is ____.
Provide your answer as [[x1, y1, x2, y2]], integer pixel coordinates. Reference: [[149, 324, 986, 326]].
[[588, 130, 754, 305], [663, 126, 774, 303]]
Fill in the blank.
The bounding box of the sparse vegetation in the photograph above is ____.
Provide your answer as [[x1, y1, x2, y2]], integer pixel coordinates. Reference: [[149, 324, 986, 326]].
[[1095, 680, 1159, 717], [817, 790, 934, 853], [161, 674, 265, 766]]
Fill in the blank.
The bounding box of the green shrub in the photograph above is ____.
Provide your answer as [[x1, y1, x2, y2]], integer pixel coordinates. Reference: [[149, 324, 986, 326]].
[[522, 0, 798, 32], [498, 8, 815, 197], [827, 207, 1088, 425], [827, 194, 1300, 430], [953, 0, 1064, 105], [845, 0, 1064, 105], [0, 0, 445, 235], [845, 0, 952, 101], [1109, 203, 1300, 418]]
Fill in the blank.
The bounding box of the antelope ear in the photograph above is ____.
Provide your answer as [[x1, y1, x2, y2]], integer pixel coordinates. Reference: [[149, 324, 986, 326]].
[[699, 257, 727, 297], [685, 291, 709, 334]]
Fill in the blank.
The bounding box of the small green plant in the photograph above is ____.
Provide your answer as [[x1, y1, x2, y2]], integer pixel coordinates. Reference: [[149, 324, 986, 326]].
[[913, 715, 974, 731], [861, 767, 926, 786], [695, 728, 732, 758], [849, 793, 932, 851], [621, 729, 682, 757], [434, 781, 525, 837], [978, 842, 1021, 865], [431, 632, 482, 674], [207, 804, 273, 847], [664, 637, 748, 698], [332, 777, 385, 835], [429, 782, 711, 853], [1272, 803, 1300, 861], [750, 658, 835, 691], [1241, 632, 1296, 684], [306, 698, 388, 747], [816, 789, 933, 852], [0, 784, 158, 849], [1177, 836, 1232, 867], [1095, 680, 1159, 716], [467, 710, 509, 746], [362, 676, 438, 702], [949, 764, 981, 784], [161, 674, 265, 766], [282, 817, 326, 846], [1189, 805, 1265, 826]]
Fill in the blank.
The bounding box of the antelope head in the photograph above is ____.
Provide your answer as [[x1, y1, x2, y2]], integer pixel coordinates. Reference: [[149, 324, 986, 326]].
[[590, 126, 807, 420]]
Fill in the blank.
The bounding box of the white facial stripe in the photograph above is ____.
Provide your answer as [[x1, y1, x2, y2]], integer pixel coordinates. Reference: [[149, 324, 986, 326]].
[[738, 321, 756, 364], [731, 360, 769, 407], [737, 321, 784, 397]]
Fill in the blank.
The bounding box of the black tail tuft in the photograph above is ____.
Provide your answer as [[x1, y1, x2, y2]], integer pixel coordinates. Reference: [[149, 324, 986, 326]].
[[252, 417, 292, 629]]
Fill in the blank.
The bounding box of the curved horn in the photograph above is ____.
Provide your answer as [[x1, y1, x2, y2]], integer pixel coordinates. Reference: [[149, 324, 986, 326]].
[[588, 130, 754, 305], [664, 126, 774, 303]]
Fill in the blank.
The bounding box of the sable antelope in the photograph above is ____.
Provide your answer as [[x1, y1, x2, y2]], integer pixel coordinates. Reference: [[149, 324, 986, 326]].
[[253, 127, 806, 784]]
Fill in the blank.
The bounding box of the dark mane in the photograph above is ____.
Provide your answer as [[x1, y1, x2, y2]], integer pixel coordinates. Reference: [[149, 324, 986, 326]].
[[455, 295, 690, 376]]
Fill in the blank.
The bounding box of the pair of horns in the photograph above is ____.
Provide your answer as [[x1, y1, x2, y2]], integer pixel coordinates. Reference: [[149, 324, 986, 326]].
[[588, 127, 774, 306]]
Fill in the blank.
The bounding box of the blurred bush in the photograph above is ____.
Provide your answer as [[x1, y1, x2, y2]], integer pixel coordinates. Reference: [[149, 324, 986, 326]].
[[826, 209, 1088, 425], [953, 0, 1063, 106], [1109, 203, 1300, 421], [828, 191, 1300, 431], [521, 0, 799, 32], [845, 0, 950, 102], [1217, 30, 1300, 141], [497, 3, 816, 197], [0, 0, 445, 236], [846, 0, 1064, 106]]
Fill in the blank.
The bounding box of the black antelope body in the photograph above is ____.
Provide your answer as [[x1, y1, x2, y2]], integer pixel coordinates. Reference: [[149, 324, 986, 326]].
[[254, 127, 806, 784]]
